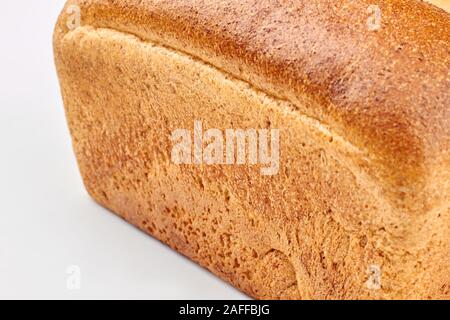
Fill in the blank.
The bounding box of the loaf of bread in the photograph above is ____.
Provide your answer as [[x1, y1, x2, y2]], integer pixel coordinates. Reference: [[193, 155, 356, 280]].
[[54, 0, 449, 299]]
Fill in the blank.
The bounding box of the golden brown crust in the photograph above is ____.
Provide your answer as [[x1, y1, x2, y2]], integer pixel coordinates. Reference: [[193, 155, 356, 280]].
[[54, 24, 449, 299], [54, 0, 450, 299], [58, 0, 450, 212]]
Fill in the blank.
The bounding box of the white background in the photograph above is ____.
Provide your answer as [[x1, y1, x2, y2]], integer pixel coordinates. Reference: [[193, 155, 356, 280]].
[[0, 1, 246, 300]]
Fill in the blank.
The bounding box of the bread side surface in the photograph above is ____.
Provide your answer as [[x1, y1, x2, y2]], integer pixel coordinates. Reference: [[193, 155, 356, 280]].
[[54, 13, 449, 300], [59, 0, 450, 216]]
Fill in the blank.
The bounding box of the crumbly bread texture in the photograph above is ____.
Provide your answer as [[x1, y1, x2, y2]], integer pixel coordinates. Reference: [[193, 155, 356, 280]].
[[54, 0, 449, 299]]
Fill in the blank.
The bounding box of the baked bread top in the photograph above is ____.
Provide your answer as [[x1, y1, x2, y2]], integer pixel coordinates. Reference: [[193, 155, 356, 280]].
[[56, 0, 450, 211]]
